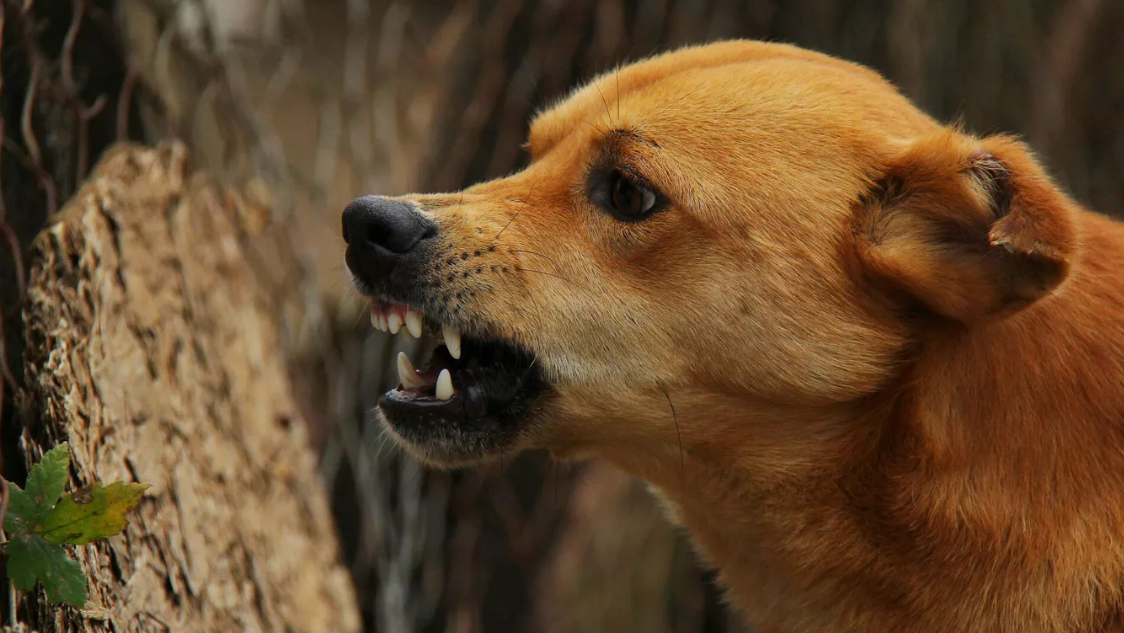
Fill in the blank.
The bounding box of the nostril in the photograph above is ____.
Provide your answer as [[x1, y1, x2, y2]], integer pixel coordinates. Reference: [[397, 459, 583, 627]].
[[342, 222, 351, 244], [366, 225, 383, 248]]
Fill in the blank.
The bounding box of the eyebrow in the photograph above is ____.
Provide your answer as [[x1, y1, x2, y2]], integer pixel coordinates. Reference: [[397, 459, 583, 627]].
[[603, 127, 659, 149], [587, 128, 659, 172]]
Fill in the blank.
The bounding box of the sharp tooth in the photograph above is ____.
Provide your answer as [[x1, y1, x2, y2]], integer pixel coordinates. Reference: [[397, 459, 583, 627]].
[[370, 309, 379, 328], [396, 352, 428, 388], [443, 325, 462, 360], [405, 309, 424, 338], [378, 314, 388, 332], [435, 369, 454, 400], [388, 312, 403, 334]]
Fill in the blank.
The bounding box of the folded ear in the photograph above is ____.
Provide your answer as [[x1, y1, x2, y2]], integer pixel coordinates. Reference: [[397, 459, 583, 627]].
[[853, 130, 1078, 322]]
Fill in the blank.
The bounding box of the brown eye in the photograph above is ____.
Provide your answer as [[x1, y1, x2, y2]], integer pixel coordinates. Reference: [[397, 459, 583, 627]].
[[609, 171, 657, 218]]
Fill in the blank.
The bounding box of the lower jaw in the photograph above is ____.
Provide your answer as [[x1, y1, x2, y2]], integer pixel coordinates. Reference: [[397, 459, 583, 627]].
[[376, 387, 548, 468], [376, 410, 518, 468]]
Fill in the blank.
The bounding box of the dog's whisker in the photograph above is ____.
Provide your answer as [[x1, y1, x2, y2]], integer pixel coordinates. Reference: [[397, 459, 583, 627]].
[[595, 81, 614, 128], [505, 272, 544, 313], [494, 182, 535, 242], [371, 427, 396, 462], [494, 273, 535, 324], [512, 267, 588, 290], [581, 119, 609, 137], [407, 457, 426, 488], [615, 65, 621, 123], [656, 380, 685, 487], [494, 207, 524, 242], [352, 307, 369, 329], [508, 249, 562, 269]]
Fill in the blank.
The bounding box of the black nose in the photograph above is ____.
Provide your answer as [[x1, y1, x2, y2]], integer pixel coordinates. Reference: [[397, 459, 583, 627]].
[[342, 195, 436, 254], [343, 196, 437, 288]]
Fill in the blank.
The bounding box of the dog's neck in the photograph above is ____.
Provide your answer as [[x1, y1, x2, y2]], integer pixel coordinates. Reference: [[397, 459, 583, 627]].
[[593, 395, 884, 627], [596, 216, 1124, 632]]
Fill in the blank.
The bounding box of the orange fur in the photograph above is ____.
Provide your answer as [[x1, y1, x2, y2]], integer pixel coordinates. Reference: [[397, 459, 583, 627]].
[[375, 40, 1124, 632]]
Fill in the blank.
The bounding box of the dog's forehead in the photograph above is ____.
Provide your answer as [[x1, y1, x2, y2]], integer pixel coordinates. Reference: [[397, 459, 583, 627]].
[[529, 40, 933, 160]]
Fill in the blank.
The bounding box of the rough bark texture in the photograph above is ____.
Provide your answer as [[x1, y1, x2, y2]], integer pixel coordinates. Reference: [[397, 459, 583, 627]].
[[14, 142, 360, 632]]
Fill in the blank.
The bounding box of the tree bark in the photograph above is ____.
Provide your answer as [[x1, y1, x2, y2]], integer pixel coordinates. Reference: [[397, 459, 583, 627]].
[[13, 142, 360, 632]]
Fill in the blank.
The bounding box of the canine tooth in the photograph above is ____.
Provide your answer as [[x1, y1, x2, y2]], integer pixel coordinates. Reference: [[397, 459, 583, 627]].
[[370, 309, 379, 328], [396, 352, 428, 388], [388, 312, 403, 334], [435, 369, 454, 400], [378, 314, 388, 332], [405, 309, 424, 338], [443, 325, 462, 360]]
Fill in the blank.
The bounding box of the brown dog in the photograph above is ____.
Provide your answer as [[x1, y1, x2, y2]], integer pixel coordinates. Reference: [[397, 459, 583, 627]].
[[341, 40, 1124, 632]]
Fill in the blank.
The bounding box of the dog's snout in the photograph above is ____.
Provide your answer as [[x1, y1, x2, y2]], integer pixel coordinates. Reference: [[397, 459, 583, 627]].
[[343, 195, 437, 289], [342, 195, 435, 254]]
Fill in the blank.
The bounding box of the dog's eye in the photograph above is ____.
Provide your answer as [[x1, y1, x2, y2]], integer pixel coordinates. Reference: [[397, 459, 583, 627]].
[[609, 171, 658, 219]]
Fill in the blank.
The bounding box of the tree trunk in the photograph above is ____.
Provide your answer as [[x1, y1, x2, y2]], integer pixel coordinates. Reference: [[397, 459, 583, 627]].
[[12, 142, 360, 632]]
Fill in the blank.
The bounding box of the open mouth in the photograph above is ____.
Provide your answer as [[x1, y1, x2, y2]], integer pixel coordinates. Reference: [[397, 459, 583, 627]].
[[369, 301, 547, 458]]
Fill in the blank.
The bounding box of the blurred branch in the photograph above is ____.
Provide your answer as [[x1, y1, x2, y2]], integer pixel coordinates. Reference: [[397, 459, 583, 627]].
[[1028, 0, 1106, 156]]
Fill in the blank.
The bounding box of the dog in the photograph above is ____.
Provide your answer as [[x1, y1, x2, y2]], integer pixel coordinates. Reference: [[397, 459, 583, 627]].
[[341, 40, 1124, 632]]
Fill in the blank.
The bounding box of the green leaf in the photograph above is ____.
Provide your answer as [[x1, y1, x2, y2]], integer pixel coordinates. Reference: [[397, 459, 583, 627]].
[[3, 444, 71, 534], [5, 534, 87, 607], [4, 483, 38, 534], [39, 482, 149, 546], [24, 443, 71, 516]]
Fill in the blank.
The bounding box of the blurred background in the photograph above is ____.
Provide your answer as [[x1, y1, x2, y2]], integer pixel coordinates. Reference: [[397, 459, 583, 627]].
[[1, 1, 1121, 631]]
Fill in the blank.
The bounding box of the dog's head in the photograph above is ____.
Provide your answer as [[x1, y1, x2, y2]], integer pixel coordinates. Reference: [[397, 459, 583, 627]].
[[342, 40, 1076, 471]]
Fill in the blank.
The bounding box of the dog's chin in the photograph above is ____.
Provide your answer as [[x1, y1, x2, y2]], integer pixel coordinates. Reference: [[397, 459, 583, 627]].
[[376, 402, 542, 469]]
